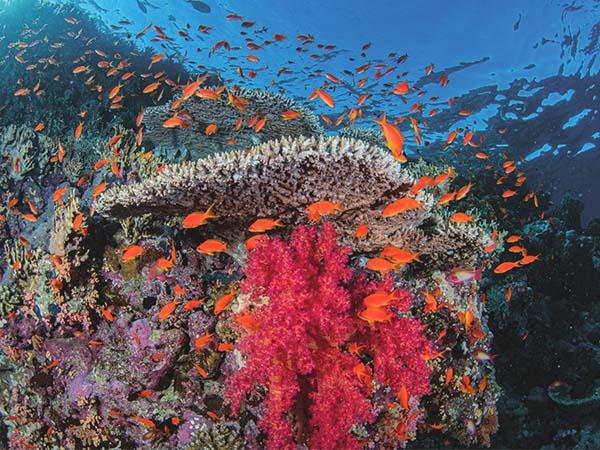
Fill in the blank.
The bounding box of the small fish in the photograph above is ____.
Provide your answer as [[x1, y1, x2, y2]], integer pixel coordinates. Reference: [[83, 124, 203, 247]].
[[74, 122, 83, 140], [194, 332, 212, 350], [245, 234, 269, 252], [182, 299, 204, 311], [235, 313, 260, 331], [182, 205, 218, 228], [449, 212, 474, 223], [159, 299, 180, 321], [493, 261, 520, 274], [358, 306, 393, 323], [398, 385, 409, 410], [130, 416, 155, 428], [448, 268, 481, 284], [305, 200, 342, 222], [354, 223, 369, 238], [311, 88, 335, 108], [281, 110, 301, 120], [143, 81, 160, 93], [366, 257, 398, 274], [393, 81, 409, 95], [375, 114, 405, 162], [363, 290, 398, 308], [122, 245, 144, 262], [382, 197, 421, 217], [248, 218, 282, 232], [380, 247, 420, 264], [214, 289, 236, 315], [445, 367, 453, 386], [205, 123, 218, 135], [196, 239, 227, 255]]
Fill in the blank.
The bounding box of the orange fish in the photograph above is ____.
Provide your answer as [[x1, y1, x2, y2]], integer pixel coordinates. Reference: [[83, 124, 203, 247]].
[[235, 313, 260, 331], [398, 385, 409, 410], [136, 110, 144, 127], [312, 88, 335, 108], [493, 261, 519, 274], [380, 247, 420, 264], [248, 218, 282, 232], [143, 81, 160, 93], [72, 213, 84, 232], [92, 181, 107, 200], [101, 308, 115, 321], [57, 140, 65, 162], [245, 234, 269, 252], [382, 197, 421, 217], [305, 200, 342, 222], [455, 183, 473, 201], [122, 245, 144, 262], [450, 212, 474, 223], [217, 342, 234, 352], [393, 82, 409, 95], [182, 205, 218, 228], [130, 416, 155, 428], [445, 367, 453, 386], [214, 289, 236, 315], [196, 239, 227, 255], [375, 114, 405, 162], [52, 186, 68, 203], [194, 332, 212, 351], [423, 290, 438, 313], [281, 110, 301, 120], [363, 290, 398, 308], [358, 306, 393, 323], [159, 299, 180, 321], [366, 257, 398, 274], [255, 117, 268, 132], [182, 299, 204, 311], [74, 122, 83, 140], [34, 122, 45, 132], [205, 123, 218, 135], [519, 254, 540, 265], [354, 223, 369, 238], [163, 115, 190, 128]]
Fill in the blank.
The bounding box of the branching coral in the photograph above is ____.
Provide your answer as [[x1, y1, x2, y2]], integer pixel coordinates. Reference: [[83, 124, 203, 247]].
[[143, 87, 323, 159], [225, 223, 433, 449], [0, 125, 53, 182]]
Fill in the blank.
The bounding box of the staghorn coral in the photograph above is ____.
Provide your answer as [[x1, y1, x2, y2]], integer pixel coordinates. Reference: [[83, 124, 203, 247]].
[[95, 135, 497, 269], [142, 87, 323, 159]]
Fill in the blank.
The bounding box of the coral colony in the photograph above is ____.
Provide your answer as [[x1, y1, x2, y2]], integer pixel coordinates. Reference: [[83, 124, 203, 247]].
[[0, 1, 599, 449]]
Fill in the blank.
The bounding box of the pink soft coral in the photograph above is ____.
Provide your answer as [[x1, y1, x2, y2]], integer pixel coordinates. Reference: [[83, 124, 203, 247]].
[[226, 223, 432, 450]]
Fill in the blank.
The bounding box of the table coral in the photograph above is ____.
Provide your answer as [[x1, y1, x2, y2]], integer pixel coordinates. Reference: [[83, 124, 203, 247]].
[[143, 87, 323, 159]]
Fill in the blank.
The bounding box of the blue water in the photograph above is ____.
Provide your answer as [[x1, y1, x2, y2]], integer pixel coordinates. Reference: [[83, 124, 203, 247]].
[[69, 0, 599, 223]]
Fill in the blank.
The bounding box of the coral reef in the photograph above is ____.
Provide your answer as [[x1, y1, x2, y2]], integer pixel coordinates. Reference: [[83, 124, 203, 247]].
[[143, 87, 323, 159]]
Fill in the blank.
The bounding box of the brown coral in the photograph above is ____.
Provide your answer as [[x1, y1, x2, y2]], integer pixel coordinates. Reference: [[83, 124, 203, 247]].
[[142, 87, 323, 159], [95, 135, 495, 268]]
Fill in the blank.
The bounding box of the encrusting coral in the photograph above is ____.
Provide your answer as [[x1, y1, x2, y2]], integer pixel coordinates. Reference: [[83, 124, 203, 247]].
[[142, 87, 323, 159], [95, 135, 497, 269]]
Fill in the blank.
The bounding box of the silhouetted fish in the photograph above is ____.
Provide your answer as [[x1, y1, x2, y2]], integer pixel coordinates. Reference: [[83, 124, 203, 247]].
[[187, 0, 211, 13], [136, 0, 147, 13]]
